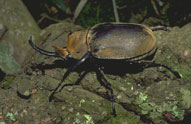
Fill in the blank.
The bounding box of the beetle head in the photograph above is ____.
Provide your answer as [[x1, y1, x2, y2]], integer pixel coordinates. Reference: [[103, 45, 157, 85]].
[[66, 30, 88, 59]]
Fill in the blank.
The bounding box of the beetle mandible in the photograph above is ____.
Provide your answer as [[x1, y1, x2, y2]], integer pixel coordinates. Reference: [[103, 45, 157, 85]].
[[29, 22, 181, 117]]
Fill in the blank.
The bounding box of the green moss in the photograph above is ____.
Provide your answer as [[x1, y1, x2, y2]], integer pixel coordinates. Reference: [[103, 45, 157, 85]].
[[132, 90, 186, 123], [139, 103, 153, 115], [134, 92, 148, 105], [83, 114, 94, 124], [1, 77, 14, 89], [179, 88, 191, 109], [0, 44, 20, 75], [79, 99, 86, 107], [103, 112, 144, 124], [163, 101, 184, 120], [177, 64, 191, 81], [71, 112, 95, 124], [6, 112, 16, 121]]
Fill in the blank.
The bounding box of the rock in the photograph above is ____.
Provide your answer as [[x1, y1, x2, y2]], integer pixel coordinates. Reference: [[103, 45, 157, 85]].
[[2, 22, 191, 124], [0, 0, 40, 75]]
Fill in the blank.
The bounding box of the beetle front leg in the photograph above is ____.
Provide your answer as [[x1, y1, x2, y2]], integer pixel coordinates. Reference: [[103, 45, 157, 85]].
[[96, 67, 116, 117], [49, 52, 91, 101]]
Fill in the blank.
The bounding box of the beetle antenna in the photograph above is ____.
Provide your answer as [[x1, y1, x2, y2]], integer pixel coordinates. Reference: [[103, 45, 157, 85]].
[[49, 52, 91, 101], [149, 62, 181, 78], [28, 36, 60, 57]]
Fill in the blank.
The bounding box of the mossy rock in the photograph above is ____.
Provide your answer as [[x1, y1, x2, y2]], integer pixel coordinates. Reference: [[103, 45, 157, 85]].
[[1, 22, 191, 124]]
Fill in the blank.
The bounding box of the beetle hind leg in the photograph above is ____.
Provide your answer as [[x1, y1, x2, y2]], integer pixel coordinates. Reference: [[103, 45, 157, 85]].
[[148, 62, 181, 78], [151, 26, 170, 32]]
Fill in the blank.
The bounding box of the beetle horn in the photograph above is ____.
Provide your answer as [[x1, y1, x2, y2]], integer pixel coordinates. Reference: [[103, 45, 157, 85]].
[[28, 36, 60, 57]]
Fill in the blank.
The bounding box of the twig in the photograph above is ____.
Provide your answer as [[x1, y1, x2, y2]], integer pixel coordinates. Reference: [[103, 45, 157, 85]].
[[72, 0, 88, 23], [151, 0, 160, 16], [37, 13, 62, 24], [112, 0, 120, 22]]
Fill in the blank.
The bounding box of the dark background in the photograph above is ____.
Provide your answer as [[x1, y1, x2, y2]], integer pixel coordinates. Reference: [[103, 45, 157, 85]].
[[22, 0, 191, 29]]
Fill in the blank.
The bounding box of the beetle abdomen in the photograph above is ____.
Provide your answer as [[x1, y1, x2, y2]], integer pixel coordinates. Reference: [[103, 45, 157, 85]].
[[88, 23, 156, 60]]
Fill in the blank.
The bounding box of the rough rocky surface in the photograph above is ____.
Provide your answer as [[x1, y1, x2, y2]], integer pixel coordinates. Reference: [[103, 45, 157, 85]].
[[0, 22, 191, 124], [0, 0, 40, 75]]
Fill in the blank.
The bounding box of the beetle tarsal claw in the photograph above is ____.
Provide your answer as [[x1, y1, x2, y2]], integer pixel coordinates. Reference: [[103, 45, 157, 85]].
[[52, 45, 69, 57]]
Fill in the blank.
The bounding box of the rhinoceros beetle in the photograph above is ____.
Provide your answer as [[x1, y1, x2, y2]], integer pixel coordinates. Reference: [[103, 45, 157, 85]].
[[29, 22, 181, 117]]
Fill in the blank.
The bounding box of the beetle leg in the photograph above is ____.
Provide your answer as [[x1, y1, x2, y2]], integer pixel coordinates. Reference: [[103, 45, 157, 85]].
[[49, 52, 91, 102], [151, 27, 170, 32], [96, 67, 117, 117], [28, 36, 60, 57], [148, 62, 181, 78]]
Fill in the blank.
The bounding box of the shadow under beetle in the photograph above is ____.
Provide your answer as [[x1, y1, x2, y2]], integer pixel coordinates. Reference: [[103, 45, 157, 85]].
[[29, 22, 181, 117]]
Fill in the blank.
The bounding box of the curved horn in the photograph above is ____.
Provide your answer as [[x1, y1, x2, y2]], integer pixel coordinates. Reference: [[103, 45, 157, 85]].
[[28, 36, 60, 57]]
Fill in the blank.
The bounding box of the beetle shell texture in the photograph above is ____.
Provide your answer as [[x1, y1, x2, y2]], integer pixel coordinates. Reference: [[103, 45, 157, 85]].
[[87, 23, 157, 60], [54, 22, 157, 61]]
